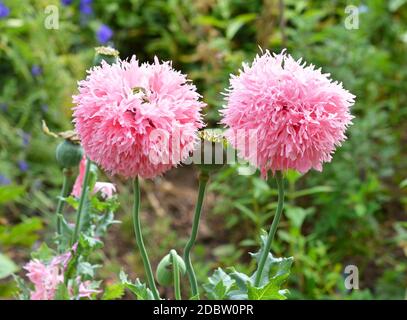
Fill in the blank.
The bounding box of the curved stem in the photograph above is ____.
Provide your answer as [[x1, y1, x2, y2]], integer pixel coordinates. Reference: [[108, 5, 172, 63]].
[[254, 171, 285, 287], [132, 177, 160, 300], [183, 171, 209, 299], [170, 250, 181, 300], [56, 168, 71, 237], [71, 158, 91, 246]]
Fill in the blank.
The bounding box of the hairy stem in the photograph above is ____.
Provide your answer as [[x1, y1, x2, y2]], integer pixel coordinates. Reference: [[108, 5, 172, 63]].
[[71, 158, 91, 246], [183, 171, 209, 299], [254, 171, 285, 287], [132, 177, 160, 300], [56, 168, 71, 237], [171, 250, 182, 300]]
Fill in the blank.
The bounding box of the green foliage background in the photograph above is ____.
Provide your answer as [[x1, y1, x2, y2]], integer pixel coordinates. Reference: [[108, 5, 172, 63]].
[[0, 0, 406, 299]]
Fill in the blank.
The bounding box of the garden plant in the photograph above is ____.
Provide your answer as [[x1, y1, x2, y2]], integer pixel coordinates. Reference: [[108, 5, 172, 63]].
[[0, 0, 406, 302]]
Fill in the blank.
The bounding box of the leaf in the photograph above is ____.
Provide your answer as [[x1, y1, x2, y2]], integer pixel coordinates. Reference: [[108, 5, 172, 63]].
[[227, 269, 252, 300], [284, 206, 314, 229], [0, 253, 18, 279], [31, 243, 55, 262], [290, 186, 333, 199], [234, 203, 258, 223], [56, 215, 74, 251], [95, 211, 120, 237], [226, 13, 257, 39], [194, 15, 226, 28], [389, 0, 407, 12], [79, 234, 104, 251], [0, 218, 43, 247], [102, 283, 125, 300], [250, 232, 294, 287], [77, 261, 99, 278], [119, 270, 154, 300], [203, 268, 234, 300], [247, 281, 287, 300], [54, 283, 70, 300], [0, 185, 24, 204], [400, 178, 407, 188], [219, 232, 293, 300], [13, 275, 30, 300]]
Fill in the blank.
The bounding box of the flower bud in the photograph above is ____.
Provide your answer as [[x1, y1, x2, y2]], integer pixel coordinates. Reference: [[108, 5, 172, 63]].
[[156, 250, 186, 286], [56, 140, 83, 168], [93, 46, 119, 66], [195, 129, 227, 174]]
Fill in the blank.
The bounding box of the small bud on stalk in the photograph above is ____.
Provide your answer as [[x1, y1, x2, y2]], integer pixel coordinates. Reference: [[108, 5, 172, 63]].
[[93, 46, 119, 66], [196, 129, 227, 175], [156, 250, 186, 286], [56, 140, 83, 169]]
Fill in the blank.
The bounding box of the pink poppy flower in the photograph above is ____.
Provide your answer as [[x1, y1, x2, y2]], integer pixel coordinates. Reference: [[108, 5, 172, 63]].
[[93, 182, 116, 199], [73, 56, 205, 179], [221, 50, 355, 177]]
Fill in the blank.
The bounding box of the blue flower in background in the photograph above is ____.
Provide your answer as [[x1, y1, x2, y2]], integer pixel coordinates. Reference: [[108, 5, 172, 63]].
[[97, 24, 113, 44], [0, 174, 11, 185], [31, 65, 42, 77], [21, 132, 31, 147], [0, 103, 7, 112], [358, 5, 369, 14], [79, 0, 93, 15], [0, 2, 10, 19], [61, 0, 73, 5], [18, 160, 29, 172]]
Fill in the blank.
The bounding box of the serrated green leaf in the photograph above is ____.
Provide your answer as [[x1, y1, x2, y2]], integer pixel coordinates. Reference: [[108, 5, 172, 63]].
[[102, 283, 125, 300], [203, 268, 234, 300], [79, 234, 104, 251], [229, 269, 251, 291], [247, 281, 287, 300], [119, 270, 154, 300], [250, 232, 294, 287], [31, 243, 55, 262], [57, 215, 74, 251], [213, 232, 293, 300], [77, 261, 99, 278]]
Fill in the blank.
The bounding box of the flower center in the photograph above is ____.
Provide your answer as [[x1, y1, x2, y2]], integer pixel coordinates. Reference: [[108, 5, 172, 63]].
[[132, 87, 149, 103]]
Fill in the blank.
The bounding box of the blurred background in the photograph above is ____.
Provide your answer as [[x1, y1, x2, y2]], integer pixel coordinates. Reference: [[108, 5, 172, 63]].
[[0, 0, 406, 299]]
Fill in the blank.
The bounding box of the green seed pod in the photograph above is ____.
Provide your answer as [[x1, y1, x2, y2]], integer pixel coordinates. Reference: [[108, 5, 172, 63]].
[[93, 46, 119, 66], [195, 129, 227, 174], [56, 140, 83, 168], [156, 250, 186, 286]]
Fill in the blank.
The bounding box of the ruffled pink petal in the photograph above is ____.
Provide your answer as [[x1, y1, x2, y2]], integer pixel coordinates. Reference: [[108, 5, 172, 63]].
[[73, 56, 205, 179], [221, 50, 355, 177]]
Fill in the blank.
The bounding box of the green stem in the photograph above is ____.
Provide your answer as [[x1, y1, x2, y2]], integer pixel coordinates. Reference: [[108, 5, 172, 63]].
[[56, 168, 71, 237], [183, 171, 209, 299], [132, 177, 160, 300], [170, 250, 182, 300], [254, 171, 285, 287], [71, 158, 91, 246]]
